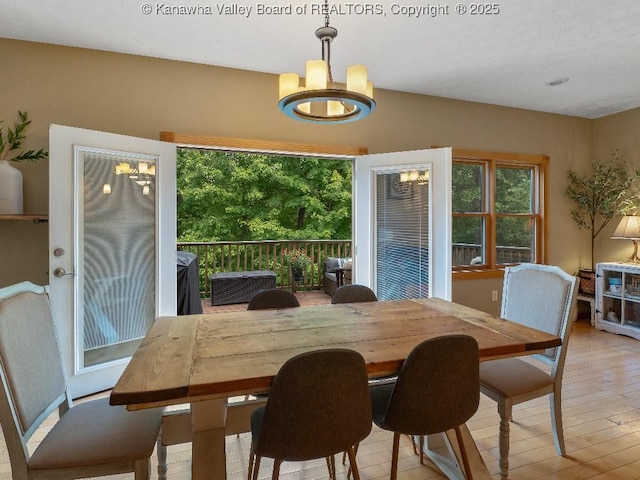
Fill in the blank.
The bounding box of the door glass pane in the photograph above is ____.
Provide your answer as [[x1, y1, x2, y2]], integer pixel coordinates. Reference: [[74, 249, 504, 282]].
[[376, 170, 429, 300], [496, 216, 535, 264], [453, 216, 485, 266], [78, 148, 157, 368]]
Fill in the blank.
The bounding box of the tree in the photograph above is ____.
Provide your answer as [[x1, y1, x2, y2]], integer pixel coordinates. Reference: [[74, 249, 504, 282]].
[[566, 151, 640, 271], [176, 149, 352, 242]]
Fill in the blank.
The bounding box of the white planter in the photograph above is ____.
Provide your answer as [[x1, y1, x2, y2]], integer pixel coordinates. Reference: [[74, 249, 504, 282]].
[[0, 160, 24, 214]]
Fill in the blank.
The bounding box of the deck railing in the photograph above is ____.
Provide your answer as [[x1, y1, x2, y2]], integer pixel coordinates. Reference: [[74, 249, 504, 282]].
[[179, 240, 533, 298], [177, 240, 352, 297]]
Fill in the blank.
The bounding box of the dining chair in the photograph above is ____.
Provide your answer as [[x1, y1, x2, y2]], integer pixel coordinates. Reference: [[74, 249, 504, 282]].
[[479, 263, 578, 479], [370, 335, 480, 480], [331, 284, 378, 304], [0, 281, 166, 480], [248, 349, 372, 480], [247, 288, 300, 310]]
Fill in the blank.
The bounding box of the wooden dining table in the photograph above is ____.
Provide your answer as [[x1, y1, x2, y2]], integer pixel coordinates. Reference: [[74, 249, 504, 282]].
[[110, 297, 561, 480]]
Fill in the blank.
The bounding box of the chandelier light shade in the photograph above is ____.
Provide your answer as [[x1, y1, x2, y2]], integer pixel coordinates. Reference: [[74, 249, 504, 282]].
[[612, 215, 640, 263], [278, 1, 375, 124]]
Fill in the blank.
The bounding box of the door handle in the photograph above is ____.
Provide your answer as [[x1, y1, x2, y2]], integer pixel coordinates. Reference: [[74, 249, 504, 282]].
[[53, 268, 74, 278]]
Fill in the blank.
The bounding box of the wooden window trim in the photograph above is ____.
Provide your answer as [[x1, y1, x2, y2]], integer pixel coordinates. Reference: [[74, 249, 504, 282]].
[[160, 132, 368, 157], [452, 148, 548, 279]]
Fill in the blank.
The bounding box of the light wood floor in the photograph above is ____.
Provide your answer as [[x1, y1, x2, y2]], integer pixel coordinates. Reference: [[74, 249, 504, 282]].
[[3, 316, 640, 479]]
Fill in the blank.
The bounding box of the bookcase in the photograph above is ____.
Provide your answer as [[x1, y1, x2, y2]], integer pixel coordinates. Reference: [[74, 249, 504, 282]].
[[595, 262, 640, 340]]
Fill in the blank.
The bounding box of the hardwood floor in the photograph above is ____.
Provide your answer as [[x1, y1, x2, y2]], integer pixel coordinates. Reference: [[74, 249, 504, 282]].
[[2, 316, 640, 479]]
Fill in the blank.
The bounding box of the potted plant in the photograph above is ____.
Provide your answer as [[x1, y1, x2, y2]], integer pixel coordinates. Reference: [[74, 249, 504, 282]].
[[283, 248, 313, 282], [566, 150, 640, 293], [0, 111, 48, 214]]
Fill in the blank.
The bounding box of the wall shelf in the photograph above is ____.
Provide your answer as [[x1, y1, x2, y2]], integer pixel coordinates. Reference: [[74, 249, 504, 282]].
[[0, 214, 48, 223]]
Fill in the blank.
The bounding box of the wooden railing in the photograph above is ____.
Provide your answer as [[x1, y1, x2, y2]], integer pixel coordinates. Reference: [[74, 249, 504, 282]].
[[177, 240, 352, 297], [179, 240, 533, 298], [452, 243, 533, 265]]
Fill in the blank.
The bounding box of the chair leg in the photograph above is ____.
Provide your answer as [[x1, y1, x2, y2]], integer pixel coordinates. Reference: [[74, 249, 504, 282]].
[[346, 445, 362, 480], [156, 430, 167, 480], [134, 458, 151, 480], [550, 391, 566, 456], [419, 434, 424, 465], [326, 455, 336, 480], [248, 446, 255, 480], [453, 425, 474, 480], [346, 443, 360, 480], [271, 459, 282, 480], [497, 399, 513, 480], [251, 453, 262, 480], [391, 432, 401, 480]]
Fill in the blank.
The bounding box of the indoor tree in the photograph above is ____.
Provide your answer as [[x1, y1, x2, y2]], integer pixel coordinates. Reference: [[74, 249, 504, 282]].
[[566, 150, 640, 275]]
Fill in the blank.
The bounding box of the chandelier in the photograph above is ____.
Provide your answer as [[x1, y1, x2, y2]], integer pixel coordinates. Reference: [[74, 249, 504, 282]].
[[103, 161, 156, 195], [400, 170, 430, 185], [277, 0, 375, 124]]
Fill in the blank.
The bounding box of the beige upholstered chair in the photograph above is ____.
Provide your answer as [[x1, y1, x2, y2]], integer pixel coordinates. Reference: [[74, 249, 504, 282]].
[[331, 284, 378, 304], [0, 282, 166, 480], [479, 263, 578, 479], [370, 335, 480, 480], [247, 288, 300, 310], [248, 349, 372, 480]]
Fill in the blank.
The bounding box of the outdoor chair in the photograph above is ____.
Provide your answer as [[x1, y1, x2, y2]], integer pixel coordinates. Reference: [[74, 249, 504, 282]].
[[479, 263, 578, 479], [370, 335, 480, 480], [247, 288, 300, 310], [0, 281, 166, 480], [331, 284, 377, 304], [248, 349, 372, 480]]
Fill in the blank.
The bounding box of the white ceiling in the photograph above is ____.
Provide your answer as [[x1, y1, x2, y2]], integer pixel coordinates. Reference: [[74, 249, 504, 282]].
[[3, 0, 640, 118]]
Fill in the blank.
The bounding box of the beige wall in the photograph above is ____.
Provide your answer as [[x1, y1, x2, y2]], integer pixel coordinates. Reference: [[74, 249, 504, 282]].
[[0, 38, 618, 314], [592, 109, 640, 268]]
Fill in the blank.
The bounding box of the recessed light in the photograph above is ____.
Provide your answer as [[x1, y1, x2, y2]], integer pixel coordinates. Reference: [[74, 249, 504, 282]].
[[546, 77, 569, 87]]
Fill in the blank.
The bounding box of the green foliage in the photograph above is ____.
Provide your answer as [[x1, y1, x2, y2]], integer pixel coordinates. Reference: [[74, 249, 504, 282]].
[[0, 111, 48, 162], [452, 163, 533, 249], [177, 149, 352, 242], [566, 150, 640, 270], [282, 248, 313, 273]]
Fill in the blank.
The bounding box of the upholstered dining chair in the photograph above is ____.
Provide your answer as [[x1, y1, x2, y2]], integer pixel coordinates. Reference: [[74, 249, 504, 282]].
[[479, 263, 578, 479], [370, 335, 480, 480], [248, 349, 372, 480], [0, 281, 166, 480], [331, 284, 378, 304], [247, 288, 300, 310]]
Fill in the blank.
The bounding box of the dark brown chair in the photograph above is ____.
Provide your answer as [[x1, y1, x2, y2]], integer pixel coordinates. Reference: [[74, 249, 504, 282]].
[[331, 284, 378, 304], [248, 349, 372, 480], [370, 335, 480, 480], [247, 288, 300, 310]]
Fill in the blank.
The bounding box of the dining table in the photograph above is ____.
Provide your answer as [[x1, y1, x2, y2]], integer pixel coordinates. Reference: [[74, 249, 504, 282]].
[[110, 297, 561, 480]]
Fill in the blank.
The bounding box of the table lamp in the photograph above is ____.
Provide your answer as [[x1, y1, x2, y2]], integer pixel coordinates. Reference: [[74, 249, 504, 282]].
[[612, 215, 640, 263]]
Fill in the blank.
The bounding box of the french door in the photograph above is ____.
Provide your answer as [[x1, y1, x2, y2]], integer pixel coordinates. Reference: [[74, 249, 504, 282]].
[[354, 148, 452, 301], [49, 125, 176, 398]]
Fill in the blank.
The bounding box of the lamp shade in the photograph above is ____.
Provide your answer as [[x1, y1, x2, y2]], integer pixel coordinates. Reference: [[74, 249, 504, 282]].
[[612, 215, 640, 239]]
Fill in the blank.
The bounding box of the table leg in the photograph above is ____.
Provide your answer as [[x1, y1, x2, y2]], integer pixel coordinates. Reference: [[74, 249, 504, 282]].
[[191, 399, 228, 480], [423, 424, 491, 480]]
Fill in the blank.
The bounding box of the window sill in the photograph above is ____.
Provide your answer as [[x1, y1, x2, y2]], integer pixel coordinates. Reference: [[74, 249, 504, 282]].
[[453, 269, 505, 280]]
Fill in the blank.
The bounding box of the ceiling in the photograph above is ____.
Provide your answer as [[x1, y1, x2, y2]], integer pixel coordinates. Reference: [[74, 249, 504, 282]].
[[3, 0, 640, 119]]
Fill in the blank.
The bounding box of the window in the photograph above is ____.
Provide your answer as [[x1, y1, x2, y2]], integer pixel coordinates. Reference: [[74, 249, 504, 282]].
[[452, 149, 547, 276]]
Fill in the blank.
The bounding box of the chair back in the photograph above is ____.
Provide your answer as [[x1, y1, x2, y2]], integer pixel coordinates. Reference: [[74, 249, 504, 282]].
[[501, 263, 578, 368], [0, 282, 69, 474], [331, 284, 378, 304], [247, 288, 300, 310], [378, 335, 479, 435], [253, 349, 372, 461]]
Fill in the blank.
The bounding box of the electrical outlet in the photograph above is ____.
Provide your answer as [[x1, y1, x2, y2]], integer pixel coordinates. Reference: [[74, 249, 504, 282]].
[[492, 290, 498, 302]]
